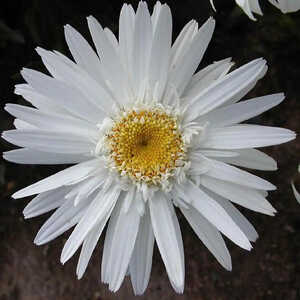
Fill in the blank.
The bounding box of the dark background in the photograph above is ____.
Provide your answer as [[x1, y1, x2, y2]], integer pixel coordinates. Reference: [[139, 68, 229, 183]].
[[0, 0, 299, 299]]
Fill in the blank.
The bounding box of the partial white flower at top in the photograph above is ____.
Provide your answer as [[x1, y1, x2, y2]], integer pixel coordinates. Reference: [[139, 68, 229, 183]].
[[269, 0, 300, 13], [211, 0, 300, 21], [291, 164, 300, 204], [2, 1, 296, 295]]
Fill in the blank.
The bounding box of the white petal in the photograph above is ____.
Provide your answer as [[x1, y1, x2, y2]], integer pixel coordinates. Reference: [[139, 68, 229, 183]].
[[129, 206, 154, 295], [34, 194, 89, 245], [65, 175, 105, 206], [236, 0, 259, 21], [2, 129, 95, 154], [170, 20, 198, 71], [269, 0, 300, 13], [217, 148, 278, 171], [76, 203, 114, 279], [64, 24, 103, 82], [101, 196, 121, 284], [21, 68, 102, 123], [36, 47, 115, 114], [184, 58, 233, 99], [15, 84, 69, 115], [203, 189, 258, 242], [204, 158, 276, 190], [196, 93, 285, 127], [60, 186, 120, 264], [23, 187, 69, 219], [169, 18, 215, 96], [87, 16, 131, 103], [249, 0, 263, 14], [202, 125, 296, 149], [104, 28, 119, 51], [181, 206, 232, 270], [194, 150, 239, 158], [5, 104, 99, 139], [132, 2, 152, 98], [210, 0, 217, 11], [177, 180, 252, 250], [105, 195, 141, 292], [185, 58, 267, 122], [200, 176, 277, 215], [14, 119, 36, 130], [292, 181, 300, 204], [12, 159, 100, 199], [148, 4, 172, 101], [122, 186, 136, 214], [149, 192, 185, 293], [3, 148, 89, 165], [118, 4, 135, 86]]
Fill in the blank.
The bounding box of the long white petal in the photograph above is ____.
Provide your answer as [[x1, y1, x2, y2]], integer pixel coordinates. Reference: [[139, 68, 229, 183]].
[[148, 4, 172, 101], [23, 186, 69, 219], [12, 159, 100, 199], [36, 47, 115, 114], [185, 58, 267, 122], [101, 197, 121, 284], [106, 195, 141, 292], [87, 16, 130, 103], [202, 125, 296, 149], [21, 68, 102, 123], [5, 104, 98, 139], [170, 20, 198, 72], [132, 2, 152, 98], [3, 149, 89, 165], [201, 176, 277, 215], [205, 158, 276, 190], [34, 194, 90, 245], [64, 24, 103, 81], [13, 119, 36, 130], [76, 202, 115, 279], [184, 58, 233, 99], [60, 186, 120, 264], [177, 180, 252, 250], [149, 192, 185, 293], [2, 129, 95, 154], [181, 206, 232, 270], [196, 93, 285, 127], [203, 188, 258, 242], [15, 84, 69, 115], [118, 4, 135, 87], [217, 149, 277, 171], [169, 18, 215, 96], [129, 206, 154, 295]]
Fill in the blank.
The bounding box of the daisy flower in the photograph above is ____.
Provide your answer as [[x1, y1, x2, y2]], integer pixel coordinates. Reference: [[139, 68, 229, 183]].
[[211, 0, 300, 20], [3, 1, 296, 295]]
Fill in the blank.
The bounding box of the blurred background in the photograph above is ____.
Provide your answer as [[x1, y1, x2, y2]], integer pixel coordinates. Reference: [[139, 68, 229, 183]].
[[0, 0, 299, 299]]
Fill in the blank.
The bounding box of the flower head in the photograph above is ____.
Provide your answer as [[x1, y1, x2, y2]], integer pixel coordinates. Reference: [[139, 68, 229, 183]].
[[3, 1, 296, 295]]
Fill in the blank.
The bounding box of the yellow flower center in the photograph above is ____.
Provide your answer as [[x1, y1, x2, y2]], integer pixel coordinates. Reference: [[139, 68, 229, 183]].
[[107, 109, 185, 184]]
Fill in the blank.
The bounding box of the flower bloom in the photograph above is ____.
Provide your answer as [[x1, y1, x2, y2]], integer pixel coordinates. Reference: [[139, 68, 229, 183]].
[[211, 0, 300, 20], [3, 1, 296, 295]]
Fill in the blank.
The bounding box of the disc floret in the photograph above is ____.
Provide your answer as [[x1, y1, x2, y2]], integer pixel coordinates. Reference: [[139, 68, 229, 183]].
[[101, 104, 187, 188]]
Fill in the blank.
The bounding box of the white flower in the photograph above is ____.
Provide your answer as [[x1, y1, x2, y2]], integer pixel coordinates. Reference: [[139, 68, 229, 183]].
[[3, 1, 296, 295], [211, 0, 300, 20], [291, 164, 300, 204]]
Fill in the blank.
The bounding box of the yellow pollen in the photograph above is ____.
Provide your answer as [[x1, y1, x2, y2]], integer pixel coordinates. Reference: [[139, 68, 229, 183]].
[[107, 109, 184, 184]]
